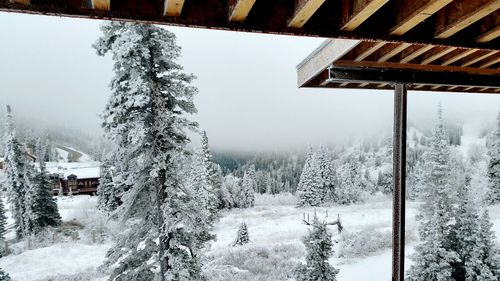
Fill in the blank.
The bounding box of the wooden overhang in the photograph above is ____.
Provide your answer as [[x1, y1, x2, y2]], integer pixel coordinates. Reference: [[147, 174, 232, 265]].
[[297, 39, 500, 93], [1, 0, 499, 51]]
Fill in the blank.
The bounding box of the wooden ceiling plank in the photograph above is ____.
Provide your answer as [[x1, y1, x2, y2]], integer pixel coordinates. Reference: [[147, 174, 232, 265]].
[[435, 0, 500, 39], [288, 0, 326, 28], [355, 41, 386, 61], [461, 50, 498, 66], [400, 45, 434, 63], [421, 47, 457, 65], [341, 0, 390, 31], [164, 0, 185, 17], [92, 0, 110, 11], [477, 25, 500, 42], [390, 0, 454, 36], [441, 49, 478, 65], [479, 55, 500, 68], [378, 43, 412, 62], [228, 0, 257, 22]]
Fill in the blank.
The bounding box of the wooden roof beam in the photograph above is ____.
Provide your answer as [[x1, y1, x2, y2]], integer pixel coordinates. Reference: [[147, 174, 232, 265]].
[[341, 0, 390, 31], [164, 0, 185, 17], [228, 0, 257, 22], [354, 41, 386, 61], [421, 46, 457, 65], [325, 64, 500, 88], [461, 50, 498, 66], [390, 0, 453, 36], [435, 0, 500, 39], [399, 45, 434, 63], [377, 43, 412, 62], [441, 49, 478, 66], [288, 0, 326, 28], [476, 12, 500, 42], [479, 55, 500, 68]]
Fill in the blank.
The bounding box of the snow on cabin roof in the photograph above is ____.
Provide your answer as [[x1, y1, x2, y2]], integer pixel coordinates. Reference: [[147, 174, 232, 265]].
[[45, 162, 101, 180]]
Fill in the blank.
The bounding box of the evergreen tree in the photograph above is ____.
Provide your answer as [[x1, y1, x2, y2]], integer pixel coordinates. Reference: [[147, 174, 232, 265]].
[[28, 138, 61, 233], [295, 217, 339, 281], [239, 167, 256, 208], [487, 107, 500, 203], [200, 131, 223, 210], [0, 198, 6, 241], [0, 268, 11, 281], [97, 158, 120, 212], [418, 104, 455, 241], [297, 150, 324, 207], [95, 22, 213, 281], [407, 211, 460, 281], [3, 105, 29, 239], [449, 182, 483, 280], [475, 210, 500, 280], [232, 222, 249, 246], [188, 147, 219, 223], [334, 155, 363, 205]]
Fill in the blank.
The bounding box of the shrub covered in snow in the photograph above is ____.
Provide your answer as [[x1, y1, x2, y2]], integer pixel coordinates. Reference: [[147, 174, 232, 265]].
[[337, 229, 392, 259], [204, 243, 303, 281], [254, 193, 297, 206]]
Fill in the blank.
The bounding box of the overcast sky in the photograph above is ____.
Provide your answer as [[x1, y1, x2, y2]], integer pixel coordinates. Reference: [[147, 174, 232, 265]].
[[1, 12, 500, 152]]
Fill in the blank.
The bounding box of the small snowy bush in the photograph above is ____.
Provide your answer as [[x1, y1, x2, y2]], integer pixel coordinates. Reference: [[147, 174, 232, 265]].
[[204, 243, 303, 281], [254, 193, 297, 206], [338, 228, 392, 259]]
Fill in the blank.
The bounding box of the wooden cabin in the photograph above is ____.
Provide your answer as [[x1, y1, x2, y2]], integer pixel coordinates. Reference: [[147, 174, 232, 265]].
[[47, 163, 100, 195]]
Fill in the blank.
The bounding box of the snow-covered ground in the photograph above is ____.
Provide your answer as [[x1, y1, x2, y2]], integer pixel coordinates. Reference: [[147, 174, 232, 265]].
[[0, 196, 111, 281], [0, 194, 497, 281], [208, 195, 499, 281]]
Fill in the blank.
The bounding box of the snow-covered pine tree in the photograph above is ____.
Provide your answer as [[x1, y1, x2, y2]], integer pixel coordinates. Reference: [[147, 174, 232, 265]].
[[408, 104, 460, 280], [239, 166, 256, 208], [417, 104, 456, 241], [487, 107, 500, 203], [188, 146, 219, 224], [97, 158, 120, 212], [316, 147, 336, 201], [295, 217, 339, 281], [200, 131, 223, 210], [0, 196, 7, 257], [3, 105, 29, 239], [95, 22, 212, 281], [0, 268, 11, 281], [296, 150, 324, 207], [376, 168, 393, 194], [475, 210, 500, 280], [334, 154, 363, 205], [406, 211, 460, 281], [232, 222, 249, 246], [0, 197, 6, 242], [28, 138, 61, 232], [449, 181, 484, 280]]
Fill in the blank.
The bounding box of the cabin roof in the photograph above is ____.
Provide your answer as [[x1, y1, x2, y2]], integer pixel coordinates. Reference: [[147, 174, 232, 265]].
[[46, 162, 100, 180]]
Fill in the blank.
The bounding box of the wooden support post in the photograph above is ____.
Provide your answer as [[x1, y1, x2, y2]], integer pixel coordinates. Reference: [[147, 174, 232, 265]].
[[392, 83, 407, 281]]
